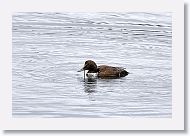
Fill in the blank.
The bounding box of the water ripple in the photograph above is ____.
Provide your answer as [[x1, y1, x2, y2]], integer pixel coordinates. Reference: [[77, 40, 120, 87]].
[[12, 12, 172, 118]]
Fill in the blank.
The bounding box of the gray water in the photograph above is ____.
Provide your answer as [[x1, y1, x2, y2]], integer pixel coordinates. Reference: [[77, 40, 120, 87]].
[[12, 12, 172, 118]]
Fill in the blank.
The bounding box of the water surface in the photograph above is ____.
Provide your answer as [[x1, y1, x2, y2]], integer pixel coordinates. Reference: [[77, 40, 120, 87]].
[[12, 12, 172, 118]]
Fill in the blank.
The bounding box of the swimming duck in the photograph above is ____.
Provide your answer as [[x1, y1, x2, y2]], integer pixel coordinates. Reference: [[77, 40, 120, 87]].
[[78, 60, 129, 78]]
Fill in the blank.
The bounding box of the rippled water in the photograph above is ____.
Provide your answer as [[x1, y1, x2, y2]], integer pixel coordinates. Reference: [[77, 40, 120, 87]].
[[12, 12, 172, 118]]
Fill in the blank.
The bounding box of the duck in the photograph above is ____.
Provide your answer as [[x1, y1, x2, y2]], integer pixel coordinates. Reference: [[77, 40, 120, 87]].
[[78, 60, 129, 78]]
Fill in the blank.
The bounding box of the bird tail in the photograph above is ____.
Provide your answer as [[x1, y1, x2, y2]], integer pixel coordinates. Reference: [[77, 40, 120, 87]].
[[120, 70, 129, 77]]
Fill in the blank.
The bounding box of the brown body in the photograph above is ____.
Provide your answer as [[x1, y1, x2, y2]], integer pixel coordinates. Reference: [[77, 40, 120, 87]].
[[78, 60, 129, 78], [98, 65, 127, 78]]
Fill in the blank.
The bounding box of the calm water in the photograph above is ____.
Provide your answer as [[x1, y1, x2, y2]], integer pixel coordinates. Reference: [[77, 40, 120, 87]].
[[12, 12, 172, 118]]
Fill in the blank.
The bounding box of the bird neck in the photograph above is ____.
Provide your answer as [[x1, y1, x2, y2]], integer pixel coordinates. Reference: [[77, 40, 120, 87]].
[[87, 68, 98, 73]]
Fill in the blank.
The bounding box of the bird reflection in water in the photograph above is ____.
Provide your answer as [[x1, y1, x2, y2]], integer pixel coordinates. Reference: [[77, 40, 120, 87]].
[[83, 78, 97, 101], [84, 78, 97, 93]]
